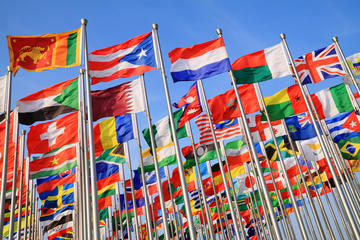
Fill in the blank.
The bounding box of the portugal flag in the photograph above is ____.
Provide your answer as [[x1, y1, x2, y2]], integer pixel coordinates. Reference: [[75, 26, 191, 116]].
[[7, 28, 81, 75]]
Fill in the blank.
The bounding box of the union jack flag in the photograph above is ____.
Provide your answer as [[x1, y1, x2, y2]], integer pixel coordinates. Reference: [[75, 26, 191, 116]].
[[294, 43, 345, 84], [297, 112, 312, 127]]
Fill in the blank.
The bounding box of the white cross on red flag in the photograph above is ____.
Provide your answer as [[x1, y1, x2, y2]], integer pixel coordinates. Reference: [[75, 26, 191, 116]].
[[27, 112, 79, 155]]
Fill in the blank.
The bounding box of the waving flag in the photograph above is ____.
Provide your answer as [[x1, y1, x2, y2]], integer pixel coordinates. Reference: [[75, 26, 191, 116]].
[[36, 168, 76, 195], [344, 52, 360, 84], [168, 38, 231, 82], [40, 183, 75, 209], [247, 114, 286, 142], [89, 32, 156, 84], [326, 111, 360, 143], [294, 44, 345, 84], [173, 82, 202, 128], [285, 112, 317, 140]]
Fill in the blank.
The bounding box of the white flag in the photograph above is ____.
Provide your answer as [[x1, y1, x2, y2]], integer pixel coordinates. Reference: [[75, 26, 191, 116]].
[[0, 75, 7, 113]]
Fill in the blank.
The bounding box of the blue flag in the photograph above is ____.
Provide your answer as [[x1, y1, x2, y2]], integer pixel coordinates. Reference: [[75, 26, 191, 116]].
[[326, 111, 360, 143], [285, 112, 317, 140]]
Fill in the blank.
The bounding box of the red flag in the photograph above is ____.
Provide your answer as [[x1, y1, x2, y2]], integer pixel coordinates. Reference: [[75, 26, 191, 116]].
[[27, 112, 79, 155]]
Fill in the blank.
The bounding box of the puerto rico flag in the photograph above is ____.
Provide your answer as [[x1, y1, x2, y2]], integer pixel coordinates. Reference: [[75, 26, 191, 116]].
[[168, 37, 231, 82], [89, 32, 157, 84], [294, 43, 345, 84]]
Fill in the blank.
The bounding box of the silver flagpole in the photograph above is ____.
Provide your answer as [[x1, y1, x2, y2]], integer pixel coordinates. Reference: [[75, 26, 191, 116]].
[[112, 196, 119, 239], [81, 18, 101, 240], [253, 82, 310, 239], [0, 67, 13, 239], [138, 74, 171, 240], [79, 69, 92, 239], [24, 174, 31, 240], [185, 121, 216, 240], [216, 191, 233, 239], [124, 142, 141, 240], [8, 110, 19, 240], [119, 169, 133, 240], [217, 29, 282, 239], [29, 185, 36, 240], [196, 78, 242, 240], [193, 180, 209, 240], [152, 24, 197, 239], [131, 111, 155, 240], [280, 33, 360, 238], [218, 141, 250, 239], [108, 207, 113, 239], [115, 182, 125, 240], [16, 130, 26, 240]]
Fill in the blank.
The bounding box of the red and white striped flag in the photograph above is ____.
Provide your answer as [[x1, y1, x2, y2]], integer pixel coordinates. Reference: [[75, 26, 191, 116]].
[[194, 114, 242, 144]]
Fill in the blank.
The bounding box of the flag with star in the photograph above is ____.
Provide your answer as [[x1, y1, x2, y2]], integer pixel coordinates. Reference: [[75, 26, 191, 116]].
[[27, 112, 79, 155], [208, 84, 260, 124], [29, 144, 77, 179], [89, 32, 157, 84], [261, 84, 308, 121], [326, 111, 360, 143], [338, 135, 360, 160]]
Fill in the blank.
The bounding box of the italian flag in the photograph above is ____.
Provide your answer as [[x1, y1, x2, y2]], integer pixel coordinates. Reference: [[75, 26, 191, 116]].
[[17, 77, 78, 125], [231, 43, 290, 84], [262, 84, 308, 121], [29, 143, 77, 179]]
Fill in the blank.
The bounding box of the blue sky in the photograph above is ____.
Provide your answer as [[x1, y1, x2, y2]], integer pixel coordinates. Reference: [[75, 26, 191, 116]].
[[2, 0, 360, 238]]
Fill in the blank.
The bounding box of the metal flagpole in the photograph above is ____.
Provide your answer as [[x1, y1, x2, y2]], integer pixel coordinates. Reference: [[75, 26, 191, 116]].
[[115, 183, 125, 240], [15, 130, 26, 240], [124, 142, 141, 240], [108, 207, 113, 239], [112, 196, 119, 239], [79, 69, 93, 239], [138, 73, 171, 240], [0, 67, 13, 239], [217, 191, 233, 239], [28, 182, 34, 240], [196, 78, 242, 240], [152, 24, 197, 239], [217, 29, 282, 240], [185, 121, 217, 240], [8, 110, 19, 240], [81, 18, 101, 240], [23, 157, 30, 240], [253, 82, 310, 239], [218, 141, 250, 239], [29, 189, 36, 240], [119, 169, 133, 240], [280, 32, 360, 238], [131, 111, 156, 240], [193, 181, 210, 240], [149, 195, 160, 240]]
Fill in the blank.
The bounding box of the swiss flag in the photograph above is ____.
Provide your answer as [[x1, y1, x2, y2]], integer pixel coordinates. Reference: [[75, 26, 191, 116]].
[[27, 112, 79, 155], [343, 111, 360, 132]]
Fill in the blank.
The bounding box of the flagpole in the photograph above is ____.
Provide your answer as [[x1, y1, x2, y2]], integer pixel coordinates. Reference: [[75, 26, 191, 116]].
[[112, 196, 118, 239], [15, 130, 26, 240], [29, 185, 36, 240], [115, 183, 125, 240], [152, 24, 197, 240], [193, 180, 210, 240], [185, 121, 217, 240], [79, 69, 92, 239], [124, 142, 142, 240], [216, 191, 233, 239], [24, 178, 32, 240], [119, 169, 133, 240], [0, 67, 13, 239], [280, 33, 360, 238], [131, 111, 156, 240]]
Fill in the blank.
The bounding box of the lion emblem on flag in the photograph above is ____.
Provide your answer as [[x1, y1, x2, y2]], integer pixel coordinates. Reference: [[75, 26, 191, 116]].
[[18, 46, 48, 64]]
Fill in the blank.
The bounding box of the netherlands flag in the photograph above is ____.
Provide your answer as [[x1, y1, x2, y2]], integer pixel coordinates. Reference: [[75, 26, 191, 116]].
[[89, 32, 157, 84], [168, 37, 231, 82]]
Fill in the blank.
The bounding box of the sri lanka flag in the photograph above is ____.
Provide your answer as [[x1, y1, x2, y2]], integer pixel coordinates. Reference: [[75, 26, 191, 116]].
[[168, 37, 231, 82]]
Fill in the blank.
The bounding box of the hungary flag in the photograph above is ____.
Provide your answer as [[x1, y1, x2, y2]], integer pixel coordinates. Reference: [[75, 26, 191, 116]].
[[262, 84, 307, 121], [231, 43, 290, 84], [17, 77, 78, 125]]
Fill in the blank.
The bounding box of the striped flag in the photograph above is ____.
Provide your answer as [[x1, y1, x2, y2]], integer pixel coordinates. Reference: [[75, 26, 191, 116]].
[[194, 114, 241, 144]]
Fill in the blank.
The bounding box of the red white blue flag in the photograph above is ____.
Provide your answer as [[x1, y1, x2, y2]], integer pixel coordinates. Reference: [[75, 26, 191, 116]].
[[168, 38, 231, 82], [89, 32, 157, 84], [294, 43, 345, 84]]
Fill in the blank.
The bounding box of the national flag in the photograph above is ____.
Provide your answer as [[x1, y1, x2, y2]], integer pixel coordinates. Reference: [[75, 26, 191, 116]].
[[96, 161, 120, 194], [344, 52, 360, 84], [0, 75, 7, 113], [168, 37, 231, 82], [262, 84, 307, 121], [338, 136, 360, 160], [231, 43, 290, 84], [91, 78, 144, 121], [17, 77, 78, 125], [224, 139, 251, 165], [89, 32, 156, 84], [326, 111, 360, 143], [285, 112, 317, 140], [247, 114, 286, 142], [208, 84, 260, 124], [141, 144, 177, 172], [294, 43, 345, 84], [94, 114, 133, 156], [40, 183, 75, 209], [96, 143, 126, 164], [27, 112, 78, 155], [173, 82, 202, 128], [195, 114, 241, 144], [7, 28, 81, 75], [43, 213, 73, 234], [36, 168, 76, 195], [40, 204, 74, 222], [182, 142, 218, 169], [311, 83, 353, 119], [47, 223, 73, 240], [299, 137, 324, 162], [29, 143, 77, 179]]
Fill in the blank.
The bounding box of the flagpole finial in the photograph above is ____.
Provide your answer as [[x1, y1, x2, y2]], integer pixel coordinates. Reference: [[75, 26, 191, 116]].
[[152, 24, 158, 30], [216, 28, 222, 37], [6, 66, 10, 72], [332, 36, 338, 43], [81, 18, 87, 26], [280, 33, 286, 40]]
